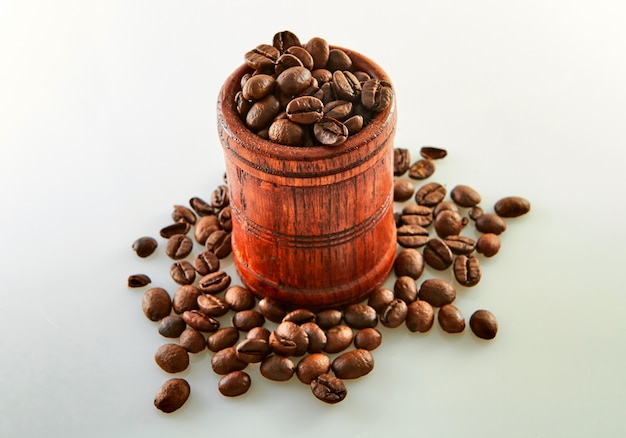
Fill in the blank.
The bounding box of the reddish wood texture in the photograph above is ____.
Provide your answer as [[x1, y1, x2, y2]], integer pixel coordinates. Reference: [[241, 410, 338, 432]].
[[217, 47, 397, 309]]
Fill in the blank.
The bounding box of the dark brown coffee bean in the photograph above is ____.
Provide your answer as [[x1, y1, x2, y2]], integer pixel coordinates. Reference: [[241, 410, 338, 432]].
[[323, 100, 353, 121], [301, 322, 327, 353], [246, 95, 281, 131], [401, 204, 433, 227], [258, 297, 289, 323], [344, 114, 363, 135], [210, 184, 229, 210], [438, 304, 465, 333], [332, 349, 374, 379], [269, 321, 309, 357], [311, 373, 347, 404], [415, 182, 447, 206], [311, 68, 332, 84], [380, 299, 408, 328], [244, 43, 280, 72], [453, 254, 482, 287], [332, 70, 361, 102], [475, 213, 507, 235], [207, 327, 240, 353], [305, 37, 330, 69], [325, 48, 351, 70], [367, 288, 395, 313], [128, 274, 151, 288], [182, 310, 220, 333], [154, 378, 190, 413], [494, 196, 531, 218], [443, 235, 476, 255], [360, 78, 393, 111], [172, 205, 196, 225], [154, 344, 189, 374], [165, 234, 193, 260], [423, 238, 454, 270], [218, 371, 251, 397], [246, 327, 271, 342], [235, 338, 271, 363], [354, 328, 382, 351], [197, 271, 231, 294], [268, 118, 305, 146], [193, 250, 220, 276], [313, 116, 348, 146], [235, 90, 252, 118], [323, 325, 353, 354], [434, 200, 459, 217], [406, 300, 435, 333], [343, 304, 378, 329], [194, 215, 221, 246], [260, 355, 296, 381], [172, 285, 201, 314], [242, 74, 276, 100], [419, 279, 456, 307], [217, 205, 232, 231], [189, 196, 214, 216], [282, 308, 316, 325], [132, 236, 158, 258], [224, 285, 256, 312], [450, 184, 482, 207], [158, 315, 186, 338], [276, 66, 313, 97], [393, 276, 418, 304], [469, 206, 484, 221], [469, 309, 498, 340], [434, 209, 464, 238], [396, 224, 430, 248], [142, 288, 172, 322], [179, 328, 206, 353], [286, 46, 314, 70], [197, 294, 229, 317], [394, 248, 425, 279], [211, 346, 248, 375], [170, 260, 196, 285], [476, 233, 501, 257], [408, 159, 435, 180], [232, 310, 266, 332], [315, 309, 343, 329], [273, 30, 301, 52], [394, 179, 416, 202], [420, 146, 447, 160], [394, 148, 411, 176], [160, 222, 190, 239], [296, 353, 331, 384], [286, 96, 324, 124], [274, 53, 304, 75]]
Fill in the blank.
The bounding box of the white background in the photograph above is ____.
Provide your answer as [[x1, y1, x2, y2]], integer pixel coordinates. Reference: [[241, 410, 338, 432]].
[[1, 1, 625, 437]]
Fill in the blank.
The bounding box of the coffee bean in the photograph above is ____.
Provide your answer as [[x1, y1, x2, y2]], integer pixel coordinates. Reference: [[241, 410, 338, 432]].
[[301, 322, 327, 353], [246, 95, 281, 131], [182, 310, 220, 333], [154, 378, 190, 413], [313, 116, 348, 146], [296, 353, 331, 384], [282, 308, 316, 325], [423, 238, 454, 270], [344, 114, 363, 135], [197, 294, 230, 317], [268, 118, 306, 146], [205, 229, 232, 259], [311, 373, 347, 404], [246, 326, 271, 342], [272, 30, 301, 53], [210, 186, 228, 209], [343, 304, 378, 329], [323, 325, 354, 354], [193, 250, 220, 276], [315, 309, 343, 329], [244, 43, 280, 72], [414, 182, 446, 206], [469, 309, 498, 340], [494, 196, 531, 218], [476, 233, 501, 257], [258, 297, 289, 323], [419, 146, 447, 160], [235, 338, 271, 363], [393, 276, 418, 304], [172, 285, 201, 314], [224, 286, 256, 312], [132, 236, 158, 258], [154, 343, 189, 374], [194, 215, 222, 247], [286, 95, 324, 124], [305, 37, 330, 69], [453, 254, 482, 287], [380, 299, 408, 328], [354, 328, 382, 351], [189, 196, 214, 217], [434, 209, 464, 238], [172, 205, 196, 225], [400, 204, 433, 227], [179, 328, 206, 353], [165, 234, 193, 260], [142, 288, 172, 322], [323, 100, 353, 121], [443, 235, 476, 255], [469, 206, 483, 221], [207, 327, 240, 353], [367, 288, 395, 314], [158, 315, 186, 338], [408, 159, 435, 180], [326, 48, 352, 71], [405, 300, 435, 333], [394, 148, 411, 176], [218, 371, 251, 397], [242, 74, 276, 100], [433, 200, 459, 217], [393, 178, 417, 203], [450, 185, 482, 207], [217, 205, 232, 231], [170, 260, 196, 285], [128, 274, 151, 288], [197, 271, 231, 294], [360, 78, 393, 111], [276, 66, 313, 98], [396, 224, 430, 248], [211, 346, 248, 375], [260, 355, 296, 382], [475, 213, 507, 235], [332, 70, 361, 102], [419, 279, 456, 307], [286, 46, 314, 70], [269, 321, 309, 357], [438, 304, 465, 333], [232, 310, 266, 332], [394, 248, 425, 279], [332, 349, 374, 379], [160, 222, 191, 239]]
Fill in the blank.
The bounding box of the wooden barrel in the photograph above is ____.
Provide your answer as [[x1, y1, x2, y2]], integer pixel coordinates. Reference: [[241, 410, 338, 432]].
[[217, 47, 397, 309]]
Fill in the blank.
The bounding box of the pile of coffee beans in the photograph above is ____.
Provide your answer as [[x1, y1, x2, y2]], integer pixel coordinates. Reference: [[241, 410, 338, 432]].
[[234, 31, 393, 146], [128, 144, 530, 413]]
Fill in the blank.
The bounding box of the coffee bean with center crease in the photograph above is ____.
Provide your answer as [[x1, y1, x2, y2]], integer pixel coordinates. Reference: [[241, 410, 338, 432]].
[[165, 234, 193, 260], [332, 70, 361, 102], [286, 96, 324, 124], [132, 236, 158, 258], [313, 116, 348, 146], [450, 184, 482, 208], [423, 238, 454, 270], [128, 274, 151, 288], [260, 355, 296, 382], [182, 310, 220, 333], [197, 294, 230, 317], [360, 78, 393, 112], [419, 278, 456, 307], [282, 308, 316, 325], [154, 378, 190, 413], [235, 338, 271, 363], [160, 222, 190, 239], [396, 224, 429, 248], [269, 321, 309, 357], [311, 373, 347, 404], [205, 229, 232, 259], [443, 235, 476, 255], [420, 146, 447, 160], [394, 248, 424, 279], [323, 100, 353, 121], [272, 30, 301, 52], [244, 44, 280, 72], [189, 196, 214, 216], [343, 304, 378, 329], [331, 349, 374, 379], [408, 159, 435, 180], [380, 299, 408, 328], [210, 185, 229, 210], [172, 205, 197, 225], [170, 260, 196, 285], [198, 271, 231, 294], [401, 204, 433, 227], [301, 322, 327, 353], [415, 182, 447, 206], [494, 196, 531, 218], [217, 205, 232, 231], [394, 148, 411, 176], [453, 254, 482, 287], [193, 250, 220, 276]]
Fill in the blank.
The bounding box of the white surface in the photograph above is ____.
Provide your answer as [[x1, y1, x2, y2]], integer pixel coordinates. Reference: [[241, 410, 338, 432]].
[[1, 1, 625, 437]]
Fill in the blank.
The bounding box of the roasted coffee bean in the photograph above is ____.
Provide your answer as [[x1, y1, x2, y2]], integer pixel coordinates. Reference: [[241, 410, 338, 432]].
[[420, 146, 447, 160], [301, 322, 327, 353], [235, 90, 252, 117], [210, 184, 229, 210], [419, 278, 456, 307], [453, 254, 482, 287], [154, 378, 190, 413], [282, 308, 316, 325], [393, 276, 418, 304], [269, 321, 309, 357], [305, 37, 330, 69], [476, 233, 501, 257], [380, 299, 408, 328], [344, 114, 363, 135], [197, 294, 229, 317], [408, 159, 435, 180], [405, 300, 435, 333], [367, 288, 395, 313], [332, 70, 361, 102], [401, 204, 433, 227], [182, 310, 220, 333], [469, 206, 484, 221], [154, 344, 189, 374], [132, 237, 158, 258], [434, 200, 459, 217], [315, 309, 343, 329], [172, 205, 197, 225], [286, 96, 324, 124], [235, 338, 271, 363], [394, 148, 411, 176], [475, 213, 507, 235], [276, 66, 313, 98], [268, 118, 305, 146], [469, 309, 498, 340], [272, 30, 301, 52], [223, 286, 256, 312], [296, 353, 331, 384], [343, 304, 378, 329], [258, 297, 289, 323], [246, 327, 271, 342], [142, 288, 172, 322], [323, 325, 353, 354], [160, 222, 190, 239], [218, 371, 251, 397], [165, 234, 193, 260], [197, 271, 231, 294], [172, 285, 201, 314], [286, 46, 314, 70], [211, 346, 248, 375], [311, 373, 347, 404], [450, 184, 482, 207], [360, 78, 393, 111], [332, 349, 374, 379], [494, 196, 531, 218], [260, 355, 296, 381], [128, 274, 151, 288], [193, 250, 220, 276], [423, 238, 454, 270], [207, 327, 240, 353], [242, 74, 276, 100], [396, 224, 430, 248], [179, 328, 206, 353], [205, 229, 232, 258], [323, 100, 352, 121], [443, 235, 476, 255], [189, 196, 214, 216], [394, 179, 416, 202], [232, 310, 266, 332], [246, 95, 281, 131], [434, 209, 464, 238], [438, 304, 465, 333], [311, 68, 332, 84], [217, 205, 232, 231], [170, 260, 196, 285], [313, 116, 348, 146], [415, 182, 446, 206], [158, 315, 186, 338], [354, 328, 382, 351], [244, 43, 280, 72], [327, 48, 352, 71], [394, 248, 425, 279]]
